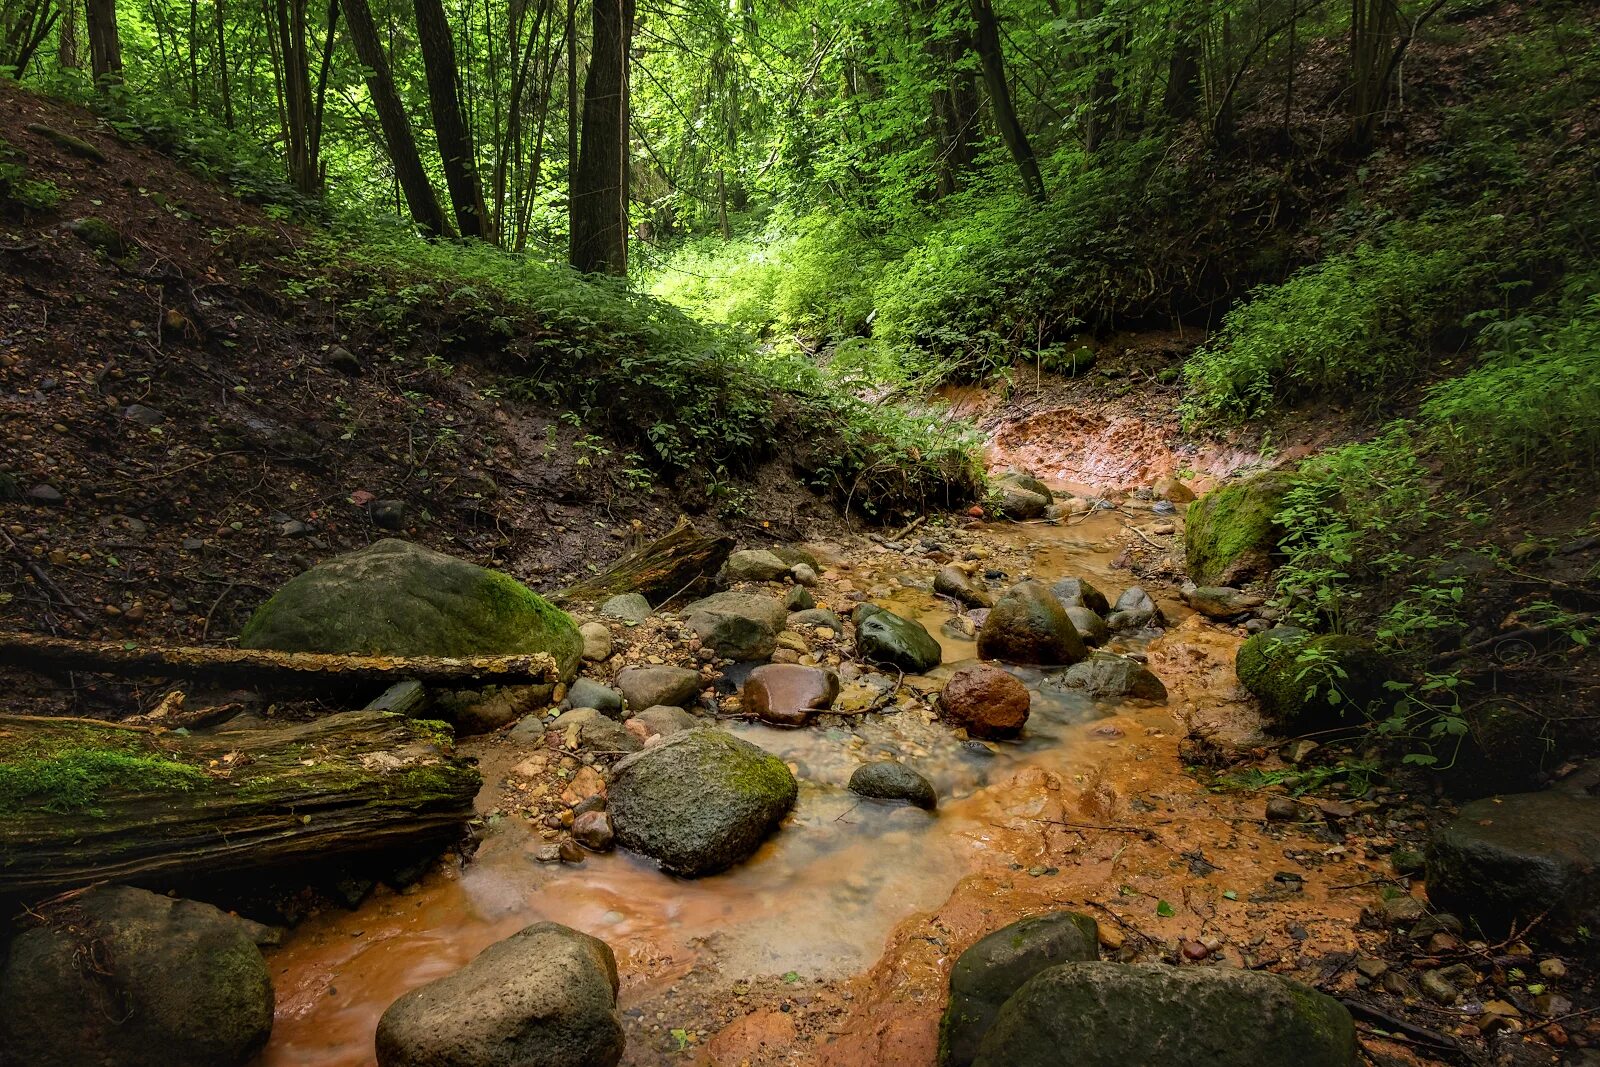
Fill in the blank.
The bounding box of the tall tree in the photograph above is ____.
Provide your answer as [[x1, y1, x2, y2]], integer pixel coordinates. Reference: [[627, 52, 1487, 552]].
[[272, 0, 317, 192], [569, 0, 632, 273], [340, 0, 453, 236], [415, 0, 491, 238], [968, 0, 1044, 200], [82, 0, 119, 83]]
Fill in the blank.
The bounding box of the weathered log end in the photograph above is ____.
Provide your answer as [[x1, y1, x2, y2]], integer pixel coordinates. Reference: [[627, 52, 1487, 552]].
[[0, 710, 481, 898], [557, 517, 734, 606]]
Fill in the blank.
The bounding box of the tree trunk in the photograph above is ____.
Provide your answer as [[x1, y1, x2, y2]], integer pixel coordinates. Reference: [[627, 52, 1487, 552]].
[[917, 0, 979, 198], [569, 0, 631, 274], [340, 0, 453, 237], [0, 711, 480, 897], [57, 0, 78, 67], [83, 0, 120, 84], [273, 0, 317, 193], [967, 0, 1044, 201], [0, 632, 561, 690], [556, 517, 732, 605], [214, 0, 233, 126], [415, 0, 490, 238]]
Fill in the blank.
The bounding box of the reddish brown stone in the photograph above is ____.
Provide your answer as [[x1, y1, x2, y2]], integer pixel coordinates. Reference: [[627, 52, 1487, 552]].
[[939, 663, 1030, 739], [742, 664, 840, 727], [573, 810, 615, 852]]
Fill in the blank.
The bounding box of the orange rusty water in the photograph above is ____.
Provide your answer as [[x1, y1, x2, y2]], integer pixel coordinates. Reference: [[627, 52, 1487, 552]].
[[259, 511, 1286, 1067]]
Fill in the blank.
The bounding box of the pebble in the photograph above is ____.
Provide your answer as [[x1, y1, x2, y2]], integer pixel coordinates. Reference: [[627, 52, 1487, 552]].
[[1540, 958, 1568, 979]]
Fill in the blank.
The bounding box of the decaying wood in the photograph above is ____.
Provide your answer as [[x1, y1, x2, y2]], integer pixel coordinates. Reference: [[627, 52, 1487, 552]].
[[556, 517, 733, 605], [0, 710, 480, 896], [0, 632, 559, 691]]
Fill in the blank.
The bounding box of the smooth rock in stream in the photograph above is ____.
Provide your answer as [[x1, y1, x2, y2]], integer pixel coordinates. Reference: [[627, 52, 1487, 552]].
[[599, 593, 652, 623], [977, 581, 1088, 666], [549, 708, 642, 753], [938, 910, 1100, 1067], [616, 665, 702, 711], [608, 729, 798, 876], [940, 663, 1031, 739], [1065, 605, 1110, 647], [682, 591, 788, 661], [971, 962, 1357, 1067], [742, 663, 841, 726], [935, 565, 994, 609], [1050, 577, 1110, 616], [0, 885, 276, 1067], [563, 677, 625, 718], [1056, 652, 1168, 702], [1106, 585, 1164, 630], [995, 484, 1049, 520], [724, 549, 791, 583], [1181, 582, 1264, 619], [789, 608, 844, 632], [375, 921, 623, 1067], [849, 760, 938, 809], [626, 704, 699, 741], [855, 603, 942, 673], [239, 538, 584, 677]]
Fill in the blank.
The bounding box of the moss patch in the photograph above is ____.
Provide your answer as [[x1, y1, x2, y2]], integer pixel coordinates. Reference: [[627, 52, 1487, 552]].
[[0, 747, 206, 816], [1236, 627, 1400, 730], [1184, 470, 1296, 586]]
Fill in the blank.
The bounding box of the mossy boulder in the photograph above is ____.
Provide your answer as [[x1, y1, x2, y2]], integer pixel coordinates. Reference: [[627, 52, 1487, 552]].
[[1184, 470, 1296, 586], [607, 729, 797, 876], [938, 911, 1100, 1067], [971, 962, 1357, 1067], [239, 539, 582, 678], [1235, 626, 1399, 730]]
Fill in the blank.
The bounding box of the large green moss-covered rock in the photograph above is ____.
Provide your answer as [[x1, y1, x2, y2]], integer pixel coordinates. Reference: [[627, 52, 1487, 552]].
[[607, 729, 797, 877], [1184, 471, 1295, 586], [1235, 626, 1398, 730], [971, 962, 1357, 1067], [240, 539, 582, 678]]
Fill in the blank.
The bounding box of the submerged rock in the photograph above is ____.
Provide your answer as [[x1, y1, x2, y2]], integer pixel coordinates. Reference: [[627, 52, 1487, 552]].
[[940, 663, 1031, 739], [742, 663, 841, 726], [1056, 652, 1168, 702], [683, 591, 787, 661], [935, 565, 994, 609], [1106, 585, 1164, 630], [1426, 791, 1600, 935], [1050, 577, 1110, 616], [939, 911, 1100, 1067], [855, 603, 943, 673], [239, 538, 583, 677], [375, 922, 623, 1067], [608, 729, 797, 876], [971, 962, 1357, 1067], [0, 885, 275, 1067], [978, 581, 1087, 666], [849, 761, 938, 809]]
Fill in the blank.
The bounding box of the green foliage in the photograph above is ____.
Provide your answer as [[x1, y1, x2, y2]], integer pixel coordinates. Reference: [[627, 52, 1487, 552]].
[[1182, 214, 1509, 426], [0, 136, 64, 212]]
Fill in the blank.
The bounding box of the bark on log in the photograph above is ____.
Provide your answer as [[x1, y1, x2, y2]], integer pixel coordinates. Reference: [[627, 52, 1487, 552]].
[[0, 710, 480, 896], [0, 632, 559, 691], [556, 517, 733, 606]]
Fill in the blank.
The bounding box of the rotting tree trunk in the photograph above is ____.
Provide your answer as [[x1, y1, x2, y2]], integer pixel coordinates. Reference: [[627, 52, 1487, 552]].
[[0, 710, 480, 897], [0, 632, 559, 691], [556, 518, 732, 605], [339, 0, 453, 236], [415, 0, 490, 237]]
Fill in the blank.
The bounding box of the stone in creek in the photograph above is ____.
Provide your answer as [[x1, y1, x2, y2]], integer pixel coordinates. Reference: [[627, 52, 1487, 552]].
[[940, 663, 1031, 739], [935, 565, 994, 609], [742, 663, 841, 727], [573, 810, 616, 852], [995, 484, 1049, 520], [1181, 582, 1264, 619], [1056, 652, 1168, 703], [938, 910, 1100, 1067], [626, 704, 699, 742], [1105, 585, 1165, 630], [970, 962, 1357, 1067], [549, 708, 642, 753], [561, 765, 607, 806], [0, 885, 276, 1067], [848, 760, 937, 810], [1050, 577, 1110, 616], [607, 729, 798, 877], [854, 603, 942, 673], [978, 581, 1088, 666], [563, 678, 624, 719], [1066, 605, 1110, 647], [1426, 791, 1600, 935], [599, 593, 652, 624], [788, 608, 843, 632], [579, 621, 614, 662], [784, 584, 816, 611], [1157, 476, 1197, 504], [682, 590, 788, 661], [724, 548, 791, 583], [996, 471, 1055, 502], [375, 921, 623, 1067], [615, 665, 701, 711]]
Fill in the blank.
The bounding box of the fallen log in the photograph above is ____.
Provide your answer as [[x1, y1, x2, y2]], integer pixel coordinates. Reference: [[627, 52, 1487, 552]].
[[557, 517, 733, 606], [0, 710, 480, 896], [0, 632, 559, 691]]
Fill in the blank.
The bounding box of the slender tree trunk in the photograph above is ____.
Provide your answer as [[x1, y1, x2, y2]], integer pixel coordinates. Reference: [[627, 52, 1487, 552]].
[[415, 0, 490, 238], [187, 0, 199, 107], [569, 0, 630, 273], [967, 0, 1044, 201], [917, 0, 978, 198], [83, 0, 121, 84], [214, 0, 233, 126], [564, 0, 577, 249], [273, 0, 317, 193], [1350, 0, 1397, 146], [340, 0, 453, 236], [57, 0, 79, 66]]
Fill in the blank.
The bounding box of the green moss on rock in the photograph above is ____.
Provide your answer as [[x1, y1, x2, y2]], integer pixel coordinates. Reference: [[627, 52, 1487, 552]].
[[240, 539, 582, 678], [1235, 627, 1400, 730], [1184, 470, 1296, 586]]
